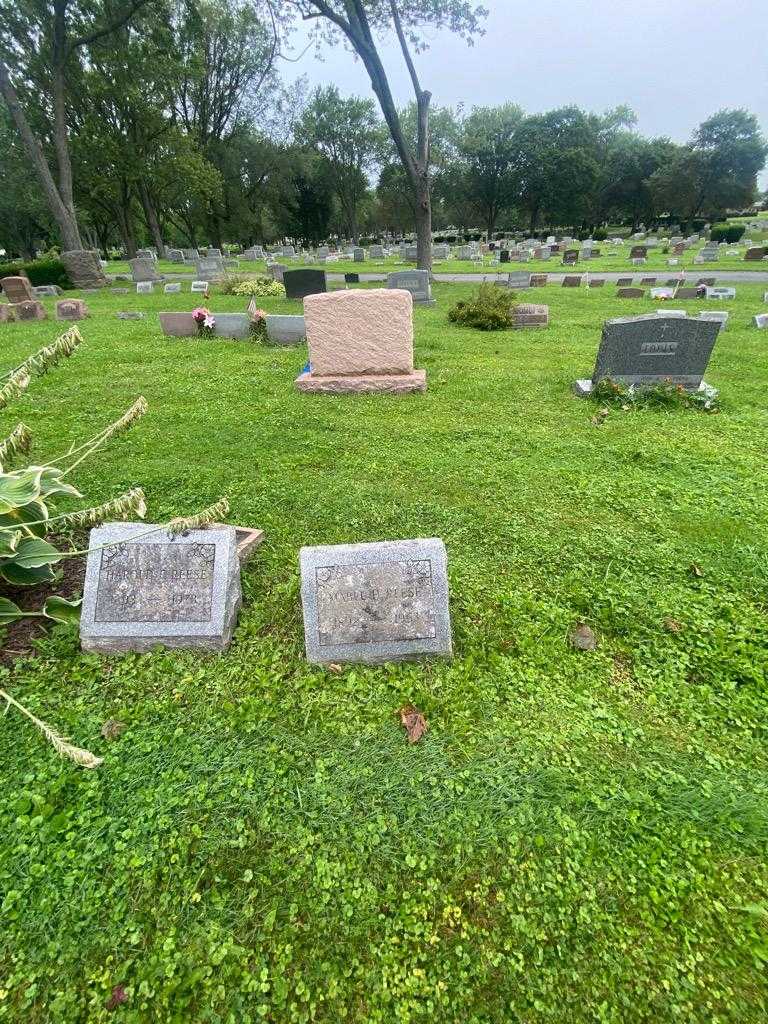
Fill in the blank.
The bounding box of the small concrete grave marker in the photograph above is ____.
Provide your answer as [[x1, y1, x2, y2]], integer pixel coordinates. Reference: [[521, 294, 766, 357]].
[[299, 538, 452, 665], [212, 313, 250, 340], [110, 287, 129, 296], [387, 270, 434, 306], [698, 310, 729, 332], [704, 286, 735, 301], [753, 313, 768, 329], [159, 312, 197, 336], [512, 303, 549, 329], [56, 298, 88, 321], [191, 281, 209, 293], [617, 287, 645, 298], [80, 522, 242, 654], [136, 282, 154, 294], [265, 314, 306, 345], [284, 269, 327, 300], [296, 288, 425, 395], [573, 314, 720, 398], [117, 311, 145, 320], [164, 283, 182, 294], [33, 285, 61, 298]]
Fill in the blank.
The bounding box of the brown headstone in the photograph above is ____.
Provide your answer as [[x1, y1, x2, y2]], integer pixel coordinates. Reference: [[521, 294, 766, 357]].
[[61, 250, 108, 289], [673, 242, 686, 255], [587, 278, 605, 288], [512, 303, 549, 328], [640, 277, 657, 285], [630, 246, 648, 259], [744, 247, 766, 262], [562, 249, 579, 265], [675, 288, 701, 299], [562, 275, 582, 287], [616, 277, 633, 287], [1, 276, 35, 303], [530, 274, 549, 287], [13, 300, 47, 320], [56, 298, 88, 321], [616, 288, 645, 298]]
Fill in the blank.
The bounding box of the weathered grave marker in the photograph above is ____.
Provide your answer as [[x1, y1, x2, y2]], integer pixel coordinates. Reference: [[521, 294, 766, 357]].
[[387, 270, 434, 306], [56, 298, 88, 321], [299, 538, 452, 665]]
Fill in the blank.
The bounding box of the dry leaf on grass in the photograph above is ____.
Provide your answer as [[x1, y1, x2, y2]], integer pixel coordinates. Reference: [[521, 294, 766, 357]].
[[326, 663, 343, 674], [398, 704, 428, 744], [690, 564, 704, 578], [664, 618, 683, 633]]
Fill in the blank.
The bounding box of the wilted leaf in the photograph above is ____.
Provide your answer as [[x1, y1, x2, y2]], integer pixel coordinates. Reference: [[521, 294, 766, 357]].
[[43, 596, 81, 625], [101, 718, 127, 740], [326, 663, 343, 674], [591, 407, 610, 427], [690, 564, 704, 578], [0, 597, 24, 624], [398, 704, 427, 744], [664, 617, 683, 633], [570, 623, 597, 651], [105, 985, 128, 1011]]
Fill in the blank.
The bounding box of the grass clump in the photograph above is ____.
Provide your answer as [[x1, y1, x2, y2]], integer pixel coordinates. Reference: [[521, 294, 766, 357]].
[[448, 283, 516, 330]]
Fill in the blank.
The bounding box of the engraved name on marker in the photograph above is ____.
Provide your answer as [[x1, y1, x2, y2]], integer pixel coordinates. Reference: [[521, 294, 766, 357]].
[[315, 559, 437, 645], [95, 543, 216, 623]]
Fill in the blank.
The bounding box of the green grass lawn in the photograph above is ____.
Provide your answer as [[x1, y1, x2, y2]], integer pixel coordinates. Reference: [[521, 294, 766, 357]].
[[1, 281, 768, 1022], [108, 236, 768, 280]]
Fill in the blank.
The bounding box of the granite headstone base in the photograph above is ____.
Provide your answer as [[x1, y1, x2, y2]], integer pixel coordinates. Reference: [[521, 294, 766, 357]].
[[295, 369, 426, 395]]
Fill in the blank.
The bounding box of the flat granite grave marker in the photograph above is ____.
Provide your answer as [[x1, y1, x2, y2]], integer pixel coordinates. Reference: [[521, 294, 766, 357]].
[[617, 287, 645, 298], [562, 275, 582, 287], [80, 522, 242, 653], [212, 313, 250, 340], [345, 273, 360, 284], [704, 286, 736, 301], [512, 303, 549, 328], [159, 312, 197, 336], [698, 310, 729, 332], [164, 283, 182, 294], [530, 274, 548, 287], [754, 313, 768, 329], [296, 288, 425, 395], [616, 277, 633, 287], [299, 538, 452, 665], [573, 314, 720, 398], [675, 288, 701, 299], [587, 278, 605, 288], [110, 287, 129, 296], [284, 269, 327, 300], [33, 285, 61, 298], [386, 270, 434, 306], [117, 311, 145, 320], [80, 524, 243, 651], [136, 282, 154, 294], [507, 271, 531, 289], [191, 281, 209, 293], [745, 247, 767, 262]]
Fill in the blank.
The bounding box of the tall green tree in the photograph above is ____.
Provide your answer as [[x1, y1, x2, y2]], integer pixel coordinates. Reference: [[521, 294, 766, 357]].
[[458, 102, 523, 238], [279, 0, 487, 272], [0, 0, 151, 250], [297, 85, 383, 242]]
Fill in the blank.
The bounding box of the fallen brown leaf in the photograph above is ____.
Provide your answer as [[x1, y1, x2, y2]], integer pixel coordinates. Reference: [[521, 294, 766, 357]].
[[690, 564, 704, 578], [664, 618, 683, 633], [326, 663, 343, 674], [101, 719, 127, 740], [398, 704, 427, 744], [570, 623, 597, 651]]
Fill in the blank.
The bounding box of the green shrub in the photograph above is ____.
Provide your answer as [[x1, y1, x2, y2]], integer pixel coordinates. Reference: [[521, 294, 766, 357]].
[[448, 284, 516, 330], [0, 258, 72, 290], [593, 229, 608, 241], [231, 276, 285, 298], [710, 223, 746, 244]]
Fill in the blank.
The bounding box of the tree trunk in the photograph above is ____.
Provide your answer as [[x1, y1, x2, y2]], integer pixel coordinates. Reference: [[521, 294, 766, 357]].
[[52, 0, 78, 236], [117, 190, 137, 258], [0, 59, 83, 250], [137, 181, 166, 257]]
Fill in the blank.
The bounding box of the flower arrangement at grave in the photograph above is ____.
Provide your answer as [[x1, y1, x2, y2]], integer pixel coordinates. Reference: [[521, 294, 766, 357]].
[[192, 307, 216, 337], [248, 306, 268, 341], [0, 326, 230, 766]]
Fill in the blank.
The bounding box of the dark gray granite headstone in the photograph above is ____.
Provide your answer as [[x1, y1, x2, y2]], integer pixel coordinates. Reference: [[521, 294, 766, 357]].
[[574, 314, 720, 397], [300, 538, 452, 665], [80, 522, 241, 654], [283, 269, 327, 300]]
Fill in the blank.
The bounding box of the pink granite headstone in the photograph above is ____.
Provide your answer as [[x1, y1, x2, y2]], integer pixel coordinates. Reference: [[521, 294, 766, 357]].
[[295, 289, 426, 394], [13, 300, 47, 320], [1, 276, 35, 303], [56, 298, 88, 321]]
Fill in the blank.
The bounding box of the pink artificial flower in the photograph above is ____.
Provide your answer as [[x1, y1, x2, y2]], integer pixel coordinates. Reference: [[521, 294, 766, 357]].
[[203, 315, 215, 329], [192, 306, 209, 321]]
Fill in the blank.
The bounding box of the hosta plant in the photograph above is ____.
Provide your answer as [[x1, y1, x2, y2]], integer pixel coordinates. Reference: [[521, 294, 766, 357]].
[[232, 277, 285, 298], [0, 326, 230, 766]]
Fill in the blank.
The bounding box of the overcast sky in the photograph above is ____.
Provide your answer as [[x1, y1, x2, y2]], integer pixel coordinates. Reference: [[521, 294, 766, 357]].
[[285, 0, 768, 187]]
